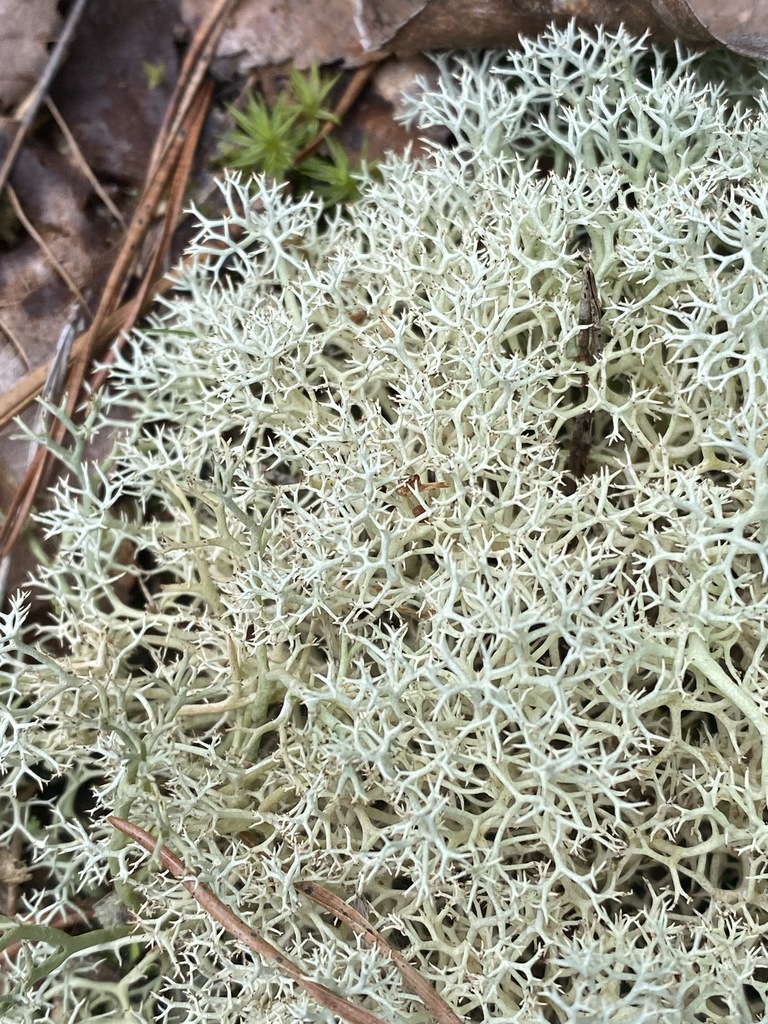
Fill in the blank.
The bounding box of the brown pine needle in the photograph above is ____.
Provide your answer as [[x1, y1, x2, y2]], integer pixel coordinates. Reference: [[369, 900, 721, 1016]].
[[89, 77, 213, 393], [109, 816, 393, 1024], [294, 878, 464, 1024], [0, 315, 31, 371]]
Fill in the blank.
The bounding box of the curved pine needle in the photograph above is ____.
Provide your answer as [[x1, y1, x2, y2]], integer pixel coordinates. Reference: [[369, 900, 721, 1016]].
[[108, 816, 393, 1024], [294, 878, 465, 1024]]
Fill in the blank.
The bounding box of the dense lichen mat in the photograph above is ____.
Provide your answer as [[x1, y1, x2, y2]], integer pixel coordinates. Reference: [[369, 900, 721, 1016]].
[[3, 23, 768, 1023]]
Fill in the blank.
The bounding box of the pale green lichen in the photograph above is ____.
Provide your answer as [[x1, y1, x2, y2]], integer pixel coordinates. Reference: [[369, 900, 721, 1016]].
[[3, 22, 768, 1024]]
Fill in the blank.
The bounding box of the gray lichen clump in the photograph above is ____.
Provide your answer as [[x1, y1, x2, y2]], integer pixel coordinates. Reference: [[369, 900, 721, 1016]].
[[3, 22, 768, 1024]]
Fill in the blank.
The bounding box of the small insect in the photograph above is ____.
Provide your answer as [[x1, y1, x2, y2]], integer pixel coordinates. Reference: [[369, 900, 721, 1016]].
[[567, 265, 604, 486], [396, 473, 449, 518], [577, 264, 603, 366]]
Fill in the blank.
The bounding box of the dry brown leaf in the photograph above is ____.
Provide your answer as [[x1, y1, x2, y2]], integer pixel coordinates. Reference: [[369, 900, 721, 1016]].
[[51, 0, 179, 185], [687, 0, 768, 57], [185, 0, 367, 70], [0, 0, 61, 111], [183, 0, 768, 69]]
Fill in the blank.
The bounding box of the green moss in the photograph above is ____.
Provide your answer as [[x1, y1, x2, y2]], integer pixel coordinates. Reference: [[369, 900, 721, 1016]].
[[220, 65, 364, 206]]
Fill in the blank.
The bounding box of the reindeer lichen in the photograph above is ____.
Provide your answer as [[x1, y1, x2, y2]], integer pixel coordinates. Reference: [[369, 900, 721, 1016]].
[[3, 22, 768, 1024]]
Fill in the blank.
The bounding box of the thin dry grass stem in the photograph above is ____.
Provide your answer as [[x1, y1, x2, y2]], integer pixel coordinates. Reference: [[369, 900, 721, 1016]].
[[108, 816, 394, 1024], [33, 304, 86, 444], [5, 184, 91, 313], [44, 97, 125, 227], [0, 315, 31, 371]]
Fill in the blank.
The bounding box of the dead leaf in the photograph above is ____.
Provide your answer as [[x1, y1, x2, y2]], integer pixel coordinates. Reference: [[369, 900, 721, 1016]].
[[50, 0, 180, 185], [686, 0, 768, 57], [182, 0, 764, 70], [0, 0, 61, 111], [0, 847, 31, 886], [184, 0, 369, 71]]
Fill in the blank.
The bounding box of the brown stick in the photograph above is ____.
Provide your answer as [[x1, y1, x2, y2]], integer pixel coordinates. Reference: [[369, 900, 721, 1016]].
[[89, 78, 213, 393]]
